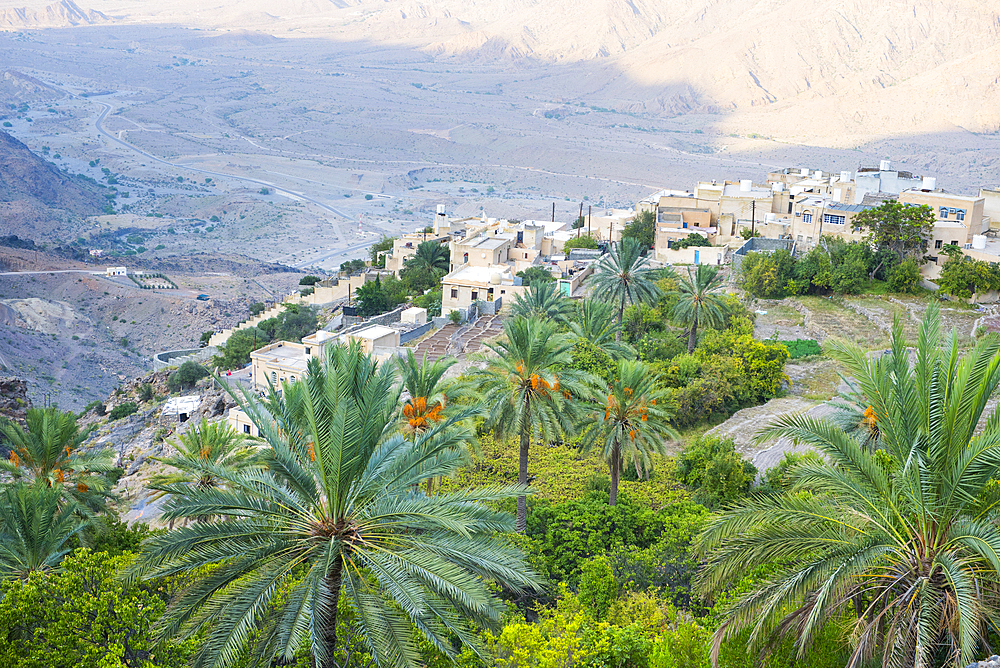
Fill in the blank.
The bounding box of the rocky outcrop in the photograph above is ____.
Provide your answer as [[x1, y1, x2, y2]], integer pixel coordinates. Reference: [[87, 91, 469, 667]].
[[0, 376, 29, 424]]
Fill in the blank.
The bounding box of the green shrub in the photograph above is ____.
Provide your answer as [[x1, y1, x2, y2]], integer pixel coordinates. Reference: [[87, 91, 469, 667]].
[[167, 361, 208, 391], [138, 383, 154, 402], [780, 338, 822, 358], [299, 275, 321, 286], [448, 310, 461, 324], [107, 402, 138, 421], [676, 435, 757, 508]]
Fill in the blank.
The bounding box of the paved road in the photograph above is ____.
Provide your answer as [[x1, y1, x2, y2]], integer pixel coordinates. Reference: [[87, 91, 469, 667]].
[[92, 102, 351, 244]]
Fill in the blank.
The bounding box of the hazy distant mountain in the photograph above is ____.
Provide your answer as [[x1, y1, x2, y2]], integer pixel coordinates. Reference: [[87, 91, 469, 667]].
[[4, 0, 1000, 139], [0, 70, 65, 106], [0, 0, 108, 28], [0, 130, 106, 238]]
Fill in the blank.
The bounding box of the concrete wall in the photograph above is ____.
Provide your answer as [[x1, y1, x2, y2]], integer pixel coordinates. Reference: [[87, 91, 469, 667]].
[[655, 246, 725, 265], [399, 321, 435, 344], [153, 346, 217, 371], [731, 237, 794, 275]]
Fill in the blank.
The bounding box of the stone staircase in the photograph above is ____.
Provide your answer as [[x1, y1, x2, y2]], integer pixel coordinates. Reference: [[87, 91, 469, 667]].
[[411, 324, 459, 363], [460, 314, 504, 355]]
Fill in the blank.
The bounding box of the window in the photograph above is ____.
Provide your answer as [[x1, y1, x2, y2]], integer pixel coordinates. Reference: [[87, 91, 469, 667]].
[[806, 237, 813, 244], [290, 376, 295, 384], [787, 202, 793, 213], [243, 425, 251, 435], [957, 210, 966, 221], [935, 240, 943, 249], [951, 240, 958, 245], [463, 253, 469, 263], [450, 288, 458, 299], [802, 212, 813, 223], [822, 214, 846, 225], [471, 290, 478, 301], [796, 235, 803, 242], [271, 371, 277, 384], [305, 347, 311, 356]]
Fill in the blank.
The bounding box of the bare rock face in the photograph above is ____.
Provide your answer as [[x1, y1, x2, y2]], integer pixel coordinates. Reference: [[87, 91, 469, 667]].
[[0, 376, 30, 424]]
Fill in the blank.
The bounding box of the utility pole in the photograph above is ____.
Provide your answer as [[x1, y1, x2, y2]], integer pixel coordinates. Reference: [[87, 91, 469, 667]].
[[587, 205, 592, 238], [551, 202, 555, 223], [578, 202, 584, 238], [751, 199, 756, 237]]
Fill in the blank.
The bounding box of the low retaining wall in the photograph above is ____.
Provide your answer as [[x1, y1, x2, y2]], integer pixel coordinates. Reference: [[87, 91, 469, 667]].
[[153, 346, 217, 371], [399, 321, 434, 344]]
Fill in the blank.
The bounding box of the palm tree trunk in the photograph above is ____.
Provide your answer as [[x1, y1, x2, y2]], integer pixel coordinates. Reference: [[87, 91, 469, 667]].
[[517, 427, 529, 533], [687, 318, 698, 354], [616, 296, 625, 343], [609, 445, 620, 506], [319, 559, 344, 668]]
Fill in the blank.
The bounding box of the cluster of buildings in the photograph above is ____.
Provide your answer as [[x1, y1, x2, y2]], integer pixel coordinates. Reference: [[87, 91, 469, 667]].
[[640, 161, 1000, 278], [378, 205, 621, 315]]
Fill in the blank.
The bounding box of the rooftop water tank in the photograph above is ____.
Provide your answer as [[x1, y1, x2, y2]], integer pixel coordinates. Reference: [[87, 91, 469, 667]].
[[740, 179, 752, 192], [765, 213, 776, 223], [772, 182, 783, 192], [436, 204, 446, 215], [922, 176, 937, 190], [973, 235, 987, 250], [840, 171, 852, 182], [489, 272, 502, 284], [800, 167, 810, 176], [880, 159, 892, 171], [814, 170, 823, 179]]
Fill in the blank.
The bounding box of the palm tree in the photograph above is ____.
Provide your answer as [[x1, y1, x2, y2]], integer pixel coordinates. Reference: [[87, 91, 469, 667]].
[[133, 342, 541, 668], [580, 360, 677, 505], [568, 299, 635, 359], [673, 264, 728, 353], [590, 238, 662, 341], [148, 419, 259, 503], [405, 240, 450, 274], [0, 483, 85, 579], [396, 350, 458, 437], [694, 305, 1000, 668], [509, 281, 573, 323], [0, 407, 115, 515], [467, 317, 596, 532]]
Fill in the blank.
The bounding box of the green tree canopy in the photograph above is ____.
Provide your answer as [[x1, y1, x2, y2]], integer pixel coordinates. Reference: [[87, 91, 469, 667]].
[[591, 238, 662, 341], [854, 199, 936, 261], [673, 264, 728, 354], [621, 210, 655, 249]]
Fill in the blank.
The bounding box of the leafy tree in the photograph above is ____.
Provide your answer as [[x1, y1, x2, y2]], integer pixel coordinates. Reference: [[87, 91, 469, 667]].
[[854, 199, 936, 262], [133, 342, 541, 668], [468, 317, 596, 532], [563, 235, 599, 250], [509, 281, 573, 323], [937, 254, 1000, 299], [248, 302, 266, 317], [0, 548, 193, 667], [149, 420, 258, 505], [567, 299, 634, 360], [212, 327, 267, 370], [675, 435, 756, 508], [167, 360, 208, 392], [299, 275, 321, 286], [355, 275, 395, 317], [739, 249, 797, 299], [516, 265, 555, 287], [0, 483, 86, 579], [696, 304, 1000, 667], [591, 238, 662, 341], [671, 233, 712, 250], [886, 257, 921, 293], [412, 288, 442, 318], [199, 330, 213, 348], [673, 264, 728, 354], [0, 407, 114, 514], [621, 210, 655, 249], [580, 361, 678, 505], [340, 258, 366, 274], [369, 235, 396, 268]]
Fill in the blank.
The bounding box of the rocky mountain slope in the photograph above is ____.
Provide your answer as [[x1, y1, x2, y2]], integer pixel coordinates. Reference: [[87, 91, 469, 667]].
[[0, 130, 106, 238], [8, 0, 996, 141]]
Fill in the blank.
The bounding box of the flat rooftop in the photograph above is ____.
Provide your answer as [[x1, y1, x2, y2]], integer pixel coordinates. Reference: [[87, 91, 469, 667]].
[[352, 325, 398, 340], [251, 342, 308, 372], [444, 265, 515, 285]]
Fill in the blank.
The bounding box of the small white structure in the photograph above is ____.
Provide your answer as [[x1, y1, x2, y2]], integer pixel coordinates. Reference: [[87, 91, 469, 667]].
[[106, 266, 127, 277], [401, 307, 427, 326], [162, 395, 200, 423], [344, 325, 400, 355]]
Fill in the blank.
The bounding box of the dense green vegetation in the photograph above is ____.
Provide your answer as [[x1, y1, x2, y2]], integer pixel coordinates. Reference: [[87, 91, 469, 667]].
[[6, 260, 999, 668], [212, 304, 318, 369]]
